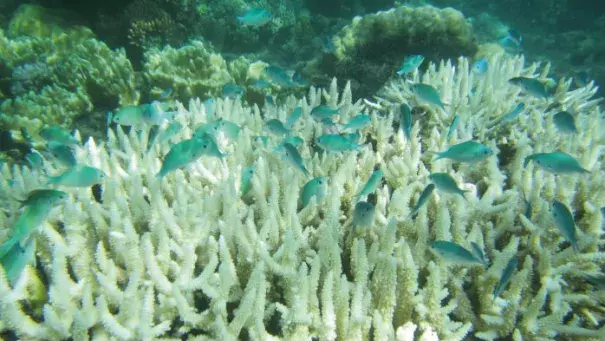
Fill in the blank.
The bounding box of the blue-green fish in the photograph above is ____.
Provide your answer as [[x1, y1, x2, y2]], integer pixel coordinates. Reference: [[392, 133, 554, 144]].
[[142, 101, 176, 126], [501, 103, 525, 122], [552, 201, 579, 252], [446, 115, 459, 139], [156, 138, 208, 178], [311, 105, 339, 120], [523, 152, 589, 174], [264, 65, 292, 86], [47, 142, 76, 167], [24, 151, 44, 170], [316, 134, 359, 152], [18, 189, 68, 208], [39, 125, 79, 145], [203, 97, 216, 120], [430, 241, 483, 265], [397, 55, 424, 76], [493, 256, 519, 302], [292, 71, 308, 87], [344, 132, 361, 144], [253, 135, 270, 147], [1, 237, 35, 286], [342, 114, 371, 132], [237, 8, 272, 27], [250, 79, 271, 90], [553, 111, 577, 134], [222, 84, 245, 99], [354, 169, 383, 199], [285, 107, 302, 129], [412, 84, 446, 110], [158, 122, 184, 143], [400, 104, 412, 140], [499, 30, 523, 54], [472, 59, 488, 74], [300, 177, 328, 209], [0, 202, 56, 258], [111, 105, 146, 126], [47, 165, 106, 187], [197, 135, 227, 159], [409, 183, 435, 218], [274, 136, 304, 152], [352, 201, 375, 228], [265, 95, 275, 106], [321, 117, 340, 134], [470, 242, 489, 267], [265, 119, 290, 136], [429, 173, 468, 199], [509, 77, 550, 98], [279, 142, 310, 178], [214, 119, 241, 140], [433, 141, 493, 163], [240, 166, 255, 196]]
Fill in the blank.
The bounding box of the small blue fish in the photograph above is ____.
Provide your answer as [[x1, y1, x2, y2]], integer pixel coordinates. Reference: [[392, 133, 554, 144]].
[[311, 105, 339, 120], [237, 8, 272, 27], [240, 166, 255, 196], [47, 165, 106, 187], [523, 152, 589, 174], [493, 256, 519, 302], [431, 241, 483, 265], [342, 114, 371, 132], [552, 201, 579, 252], [351, 201, 375, 228], [412, 84, 446, 110], [215, 119, 241, 140], [428, 173, 468, 199], [278, 136, 304, 149], [300, 177, 328, 209], [47, 142, 77, 167], [285, 107, 302, 129], [158, 122, 184, 143], [553, 111, 577, 134], [17, 189, 68, 208], [509, 77, 550, 98], [0, 236, 35, 286], [344, 132, 361, 144], [400, 104, 412, 140], [409, 183, 435, 218], [222, 84, 245, 99], [253, 135, 270, 147], [446, 115, 459, 139], [250, 79, 271, 90], [322, 36, 335, 53], [265, 119, 289, 136], [24, 151, 44, 170], [159, 87, 173, 99], [156, 138, 209, 178], [354, 169, 383, 199], [501, 103, 525, 122], [279, 142, 310, 178], [397, 55, 424, 76], [470, 242, 489, 267], [316, 134, 359, 152], [142, 101, 177, 126], [472, 59, 488, 74], [39, 125, 79, 145], [203, 97, 216, 120], [292, 71, 308, 87], [433, 141, 493, 163], [265, 95, 275, 106], [112, 105, 146, 126], [321, 118, 340, 134], [264, 66, 292, 87], [498, 34, 523, 54]]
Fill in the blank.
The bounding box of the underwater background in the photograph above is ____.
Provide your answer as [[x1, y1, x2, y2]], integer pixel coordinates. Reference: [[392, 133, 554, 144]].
[[0, 0, 604, 150], [1, 0, 605, 340]]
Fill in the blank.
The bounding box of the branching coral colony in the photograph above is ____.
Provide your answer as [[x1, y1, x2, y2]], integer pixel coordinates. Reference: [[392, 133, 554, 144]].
[[1, 54, 605, 340]]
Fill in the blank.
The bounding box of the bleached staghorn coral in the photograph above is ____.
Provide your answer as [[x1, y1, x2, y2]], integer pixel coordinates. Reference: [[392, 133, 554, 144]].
[[0, 54, 604, 340]]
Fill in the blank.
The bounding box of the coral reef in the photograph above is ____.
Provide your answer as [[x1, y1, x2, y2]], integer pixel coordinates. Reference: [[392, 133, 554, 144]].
[[0, 5, 139, 133], [313, 4, 478, 99], [1, 54, 604, 340]]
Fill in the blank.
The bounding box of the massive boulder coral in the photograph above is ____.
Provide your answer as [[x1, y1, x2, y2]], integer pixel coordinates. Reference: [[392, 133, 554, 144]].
[[0, 54, 604, 340], [142, 40, 234, 102], [316, 4, 477, 98]]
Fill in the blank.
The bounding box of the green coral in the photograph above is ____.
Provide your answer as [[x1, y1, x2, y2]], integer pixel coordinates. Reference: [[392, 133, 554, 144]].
[[143, 40, 234, 101], [0, 5, 139, 132]]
